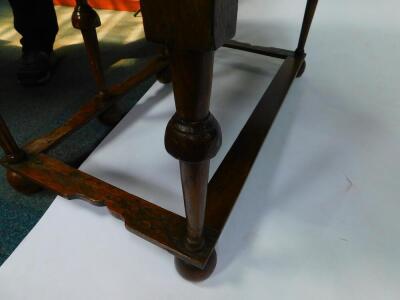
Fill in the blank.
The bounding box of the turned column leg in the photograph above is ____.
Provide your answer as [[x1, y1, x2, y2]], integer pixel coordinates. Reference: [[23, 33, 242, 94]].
[[0, 115, 25, 163], [165, 50, 221, 281], [72, 1, 122, 126], [295, 0, 319, 77], [140, 0, 237, 281], [0, 115, 41, 194]]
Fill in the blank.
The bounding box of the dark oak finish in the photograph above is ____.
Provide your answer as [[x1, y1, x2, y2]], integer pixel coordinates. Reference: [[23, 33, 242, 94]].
[[156, 66, 171, 84], [141, 0, 238, 51], [0, 0, 319, 281], [224, 40, 295, 59], [6, 170, 42, 195], [23, 57, 167, 155], [0, 115, 25, 163], [72, 0, 123, 126], [0, 153, 218, 268], [0, 55, 304, 265], [72, 0, 105, 89], [296, 0, 319, 55], [175, 250, 217, 282], [141, 0, 238, 278], [164, 50, 221, 277], [0, 115, 40, 193], [205, 55, 305, 234]]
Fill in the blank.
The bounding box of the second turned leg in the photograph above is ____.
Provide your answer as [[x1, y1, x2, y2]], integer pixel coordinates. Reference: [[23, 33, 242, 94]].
[[165, 50, 221, 281], [0, 115, 25, 163], [296, 0, 319, 77], [72, 1, 122, 126], [0, 115, 41, 194]]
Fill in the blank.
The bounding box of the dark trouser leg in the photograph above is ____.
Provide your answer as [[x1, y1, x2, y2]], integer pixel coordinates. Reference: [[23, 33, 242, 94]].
[[8, 0, 58, 53]]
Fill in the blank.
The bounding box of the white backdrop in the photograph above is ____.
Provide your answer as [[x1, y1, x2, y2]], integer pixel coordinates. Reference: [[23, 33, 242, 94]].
[[1, 0, 400, 299]]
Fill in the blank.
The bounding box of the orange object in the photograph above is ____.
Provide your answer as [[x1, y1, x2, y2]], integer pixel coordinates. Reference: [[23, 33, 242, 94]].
[[53, 0, 140, 12]]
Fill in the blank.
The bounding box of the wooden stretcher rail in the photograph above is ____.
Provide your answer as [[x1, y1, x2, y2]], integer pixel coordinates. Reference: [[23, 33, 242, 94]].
[[24, 57, 168, 155], [205, 55, 305, 235], [1, 153, 217, 269], [0, 54, 304, 269], [0, 0, 319, 281], [223, 40, 296, 59]]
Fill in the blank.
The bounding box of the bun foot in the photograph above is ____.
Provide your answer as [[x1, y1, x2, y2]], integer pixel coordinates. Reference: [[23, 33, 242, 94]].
[[174, 250, 217, 282], [296, 60, 306, 78], [98, 104, 124, 127], [156, 67, 172, 84], [6, 170, 41, 195]]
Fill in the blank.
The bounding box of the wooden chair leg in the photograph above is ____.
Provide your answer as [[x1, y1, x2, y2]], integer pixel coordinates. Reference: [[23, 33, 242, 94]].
[[165, 50, 221, 281], [296, 0, 319, 77], [0, 115, 25, 163], [140, 0, 237, 280], [0, 115, 41, 194], [72, 0, 122, 126]]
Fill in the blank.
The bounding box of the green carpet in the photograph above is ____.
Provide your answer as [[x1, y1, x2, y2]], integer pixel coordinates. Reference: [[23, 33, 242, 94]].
[[0, 2, 157, 265]]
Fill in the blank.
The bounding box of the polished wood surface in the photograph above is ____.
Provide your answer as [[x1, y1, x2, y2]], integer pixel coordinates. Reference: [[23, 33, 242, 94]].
[[142, 0, 237, 278], [164, 50, 222, 279], [72, 0, 122, 125], [141, 0, 238, 50], [296, 0, 319, 55], [0, 115, 25, 163], [6, 170, 42, 195], [0, 153, 218, 268], [224, 39, 295, 59], [23, 57, 167, 156], [72, 0, 105, 89], [205, 55, 305, 233]]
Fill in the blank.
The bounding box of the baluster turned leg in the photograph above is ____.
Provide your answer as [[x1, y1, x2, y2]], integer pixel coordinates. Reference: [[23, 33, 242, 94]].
[[140, 0, 238, 281], [165, 51, 221, 281], [296, 0, 319, 77], [72, 0, 122, 126], [0, 115, 25, 163], [0, 115, 41, 194]]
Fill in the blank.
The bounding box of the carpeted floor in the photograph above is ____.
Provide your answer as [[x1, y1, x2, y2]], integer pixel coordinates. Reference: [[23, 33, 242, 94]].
[[0, 2, 157, 265]]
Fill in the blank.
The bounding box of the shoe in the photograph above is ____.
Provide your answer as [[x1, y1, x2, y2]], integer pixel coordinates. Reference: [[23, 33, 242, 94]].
[[17, 51, 52, 86]]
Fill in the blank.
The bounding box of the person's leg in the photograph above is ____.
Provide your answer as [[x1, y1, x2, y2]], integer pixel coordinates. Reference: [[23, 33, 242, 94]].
[[8, 0, 58, 85], [8, 0, 58, 54]]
